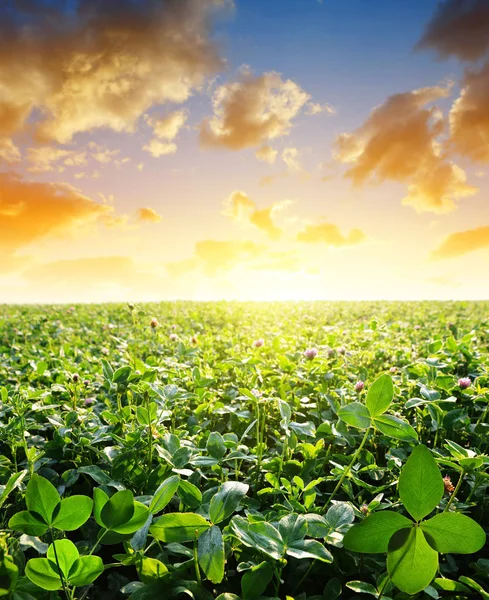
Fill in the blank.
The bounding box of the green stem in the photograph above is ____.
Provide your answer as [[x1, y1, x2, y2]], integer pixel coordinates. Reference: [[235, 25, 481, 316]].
[[89, 528, 108, 555], [377, 574, 390, 600], [292, 559, 315, 595], [323, 427, 370, 512], [444, 470, 465, 512], [193, 538, 201, 585], [50, 529, 70, 600]]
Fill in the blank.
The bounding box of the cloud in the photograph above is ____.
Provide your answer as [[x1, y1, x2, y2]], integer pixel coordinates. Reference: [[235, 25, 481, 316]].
[[431, 225, 489, 259], [0, 0, 228, 144], [335, 85, 477, 212], [305, 102, 336, 116], [143, 139, 177, 157], [167, 239, 264, 276], [223, 190, 289, 239], [255, 145, 278, 164], [297, 222, 366, 247], [0, 138, 21, 163], [0, 172, 113, 254], [138, 207, 162, 223], [199, 71, 309, 150], [417, 0, 489, 61], [449, 60, 489, 163], [27, 146, 88, 173], [24, 256, 152, 295], [252, 251, 300, 272], [147, 109, 188, 140]]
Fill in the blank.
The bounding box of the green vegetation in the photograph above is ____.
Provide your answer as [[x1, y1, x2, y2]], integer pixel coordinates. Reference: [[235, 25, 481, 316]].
[[0, 301, 488, 599]]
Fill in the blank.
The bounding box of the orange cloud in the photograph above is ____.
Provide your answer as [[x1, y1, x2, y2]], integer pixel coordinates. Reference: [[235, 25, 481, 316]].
[[417, 0, 489, 61], [0, 0, 227, 144], [23, 256, 155, 301], [431, 225, 489, 260], [297, 222, 366, 247], [223, 190, 289, 240], [0, 172, 112, 253], [138, 207, 162, 223], [449, 61, 489, 163], [335, 85, 477, 212], [200, 71, 309, 150]]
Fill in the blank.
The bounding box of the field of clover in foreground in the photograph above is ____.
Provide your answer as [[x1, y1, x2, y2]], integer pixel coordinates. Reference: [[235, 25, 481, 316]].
[[0, 301, 488, 600]]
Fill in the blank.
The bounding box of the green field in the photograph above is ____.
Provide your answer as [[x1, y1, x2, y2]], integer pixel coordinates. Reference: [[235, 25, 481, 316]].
[[0, 301, 488, 599]]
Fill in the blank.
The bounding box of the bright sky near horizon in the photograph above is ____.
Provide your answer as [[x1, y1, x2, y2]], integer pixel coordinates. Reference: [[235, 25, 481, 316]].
[[1, 0, 489, 303]]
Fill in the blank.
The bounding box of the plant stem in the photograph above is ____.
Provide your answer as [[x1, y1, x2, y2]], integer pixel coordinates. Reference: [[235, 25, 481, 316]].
[[323, 427, 370, 512], [292, 559, 315, 595], [193, 538, 202, 584], [89, 528, 108, 555], [444, 470, 465, 512], [50, 529, 70, 600]]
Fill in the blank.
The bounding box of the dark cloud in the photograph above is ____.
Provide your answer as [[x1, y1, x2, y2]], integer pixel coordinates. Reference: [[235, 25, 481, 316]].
[[417, 0, 489, 61]]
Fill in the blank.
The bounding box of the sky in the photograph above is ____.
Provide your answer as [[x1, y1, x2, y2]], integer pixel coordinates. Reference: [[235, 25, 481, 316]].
[[1, 0, 489, 303]]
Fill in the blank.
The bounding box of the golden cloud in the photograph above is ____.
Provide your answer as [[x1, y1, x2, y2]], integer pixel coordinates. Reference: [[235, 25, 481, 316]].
[[27, 146, 88, 173], [0, 138, 20, 163], [431, 225, 489, 260], [147, 109, 188, 141], [0, 0, 227, 144], [0, 172, 113, 253], [167, 239, 264, 277], [223, 190, 289, 240], [255, 145, 278, 164], [449, 60, 489, 163], [305, 102, 336, 116], [199, 71, 309, 150], [417, 0, 489, 61], [24, 256, 152, 293], [138, 207, 162, 223], [143, 139, 177, 157], [335, 85, 477, 212], [297, 222, 366, 247]]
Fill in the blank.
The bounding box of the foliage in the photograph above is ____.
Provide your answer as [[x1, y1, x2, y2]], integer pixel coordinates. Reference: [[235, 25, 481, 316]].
[[0, 300, 488, 600]]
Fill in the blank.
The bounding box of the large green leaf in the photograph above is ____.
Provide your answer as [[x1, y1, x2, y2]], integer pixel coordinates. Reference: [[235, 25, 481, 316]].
[[68, 556, 104, 587], [278, 513, 307, 544], [101, 490, 135, 530], [25, 559, 61, 591], [229, 517, 285, 560], [209, 481, 249, 524], [387, 527, 438, 595], [178, 480, 202, 509], [207, 432, 227, 460], [337, 403, 372, 430], [25, 475, 60, 525], [47, 540, 79, 578], [366, 374, 393, 417], [149, 476, 180, 514], [373, 415, 418, 441], [421, 512, 486, 554], [8, 511, 48, 536], [93, 487, 109, 527], [137, 557, 169, 584], [198, 525, 225, 584], [343, 511, 413, 554], [150, 512, 210, 543], [112, 502, 150, 535], [398, 445, 444, 522], [286, 539, 333, 563], [52, 496, 93, 531], [241, 561, 273, 600]]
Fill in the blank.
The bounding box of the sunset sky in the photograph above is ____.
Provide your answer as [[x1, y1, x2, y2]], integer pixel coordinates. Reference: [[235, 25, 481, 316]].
[[1, 0, 489, 303]]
